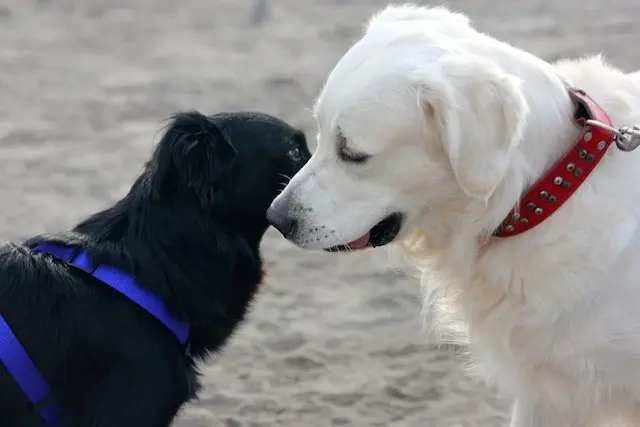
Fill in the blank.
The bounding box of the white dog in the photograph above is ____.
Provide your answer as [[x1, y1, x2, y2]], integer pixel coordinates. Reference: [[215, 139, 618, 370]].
[[267, 4, 640, 427]]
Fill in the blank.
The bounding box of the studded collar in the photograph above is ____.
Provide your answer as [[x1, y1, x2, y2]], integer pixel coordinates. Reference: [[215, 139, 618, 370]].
[[494, 87, 617, 237]]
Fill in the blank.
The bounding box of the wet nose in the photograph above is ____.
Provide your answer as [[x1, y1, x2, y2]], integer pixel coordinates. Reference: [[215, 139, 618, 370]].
[[266, 206, 297, 238]]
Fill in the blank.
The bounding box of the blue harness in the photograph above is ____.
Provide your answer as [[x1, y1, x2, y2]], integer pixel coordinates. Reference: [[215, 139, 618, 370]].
[[0, 243, 190, 426]]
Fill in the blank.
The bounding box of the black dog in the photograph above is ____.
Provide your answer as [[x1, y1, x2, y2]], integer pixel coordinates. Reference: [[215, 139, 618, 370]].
[[0, 111, 310, 426]]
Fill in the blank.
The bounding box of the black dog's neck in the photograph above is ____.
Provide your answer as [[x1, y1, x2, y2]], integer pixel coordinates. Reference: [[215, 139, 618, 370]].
[[26, 182, 268, 358]]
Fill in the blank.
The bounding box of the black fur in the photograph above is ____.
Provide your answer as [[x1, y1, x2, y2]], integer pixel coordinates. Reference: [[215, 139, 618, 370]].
[[0, 111, 310, 426]]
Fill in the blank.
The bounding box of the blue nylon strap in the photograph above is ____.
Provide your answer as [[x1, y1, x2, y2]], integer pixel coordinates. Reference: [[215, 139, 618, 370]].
[[31, 244, 190, 345], [0, 315, 61, 425], [0, 243, 190, 426]]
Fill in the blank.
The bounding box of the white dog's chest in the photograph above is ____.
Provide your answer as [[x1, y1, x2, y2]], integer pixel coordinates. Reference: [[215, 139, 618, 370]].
[[460, 260, 640, 405]]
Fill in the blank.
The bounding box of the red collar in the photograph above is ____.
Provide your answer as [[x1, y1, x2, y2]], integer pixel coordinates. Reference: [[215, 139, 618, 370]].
[[494, 88, 617, 237]]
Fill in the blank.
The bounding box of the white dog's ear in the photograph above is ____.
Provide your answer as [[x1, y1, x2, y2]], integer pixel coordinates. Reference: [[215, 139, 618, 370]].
[[415, 55, 529, 201]]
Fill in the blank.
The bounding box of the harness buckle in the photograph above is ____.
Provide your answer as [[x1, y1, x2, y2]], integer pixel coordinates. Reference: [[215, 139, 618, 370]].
[[585, 119, 640, 152]]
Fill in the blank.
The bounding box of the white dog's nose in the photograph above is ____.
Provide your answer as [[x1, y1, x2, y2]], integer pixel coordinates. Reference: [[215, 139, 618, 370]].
[[266, 205, 297, 238]]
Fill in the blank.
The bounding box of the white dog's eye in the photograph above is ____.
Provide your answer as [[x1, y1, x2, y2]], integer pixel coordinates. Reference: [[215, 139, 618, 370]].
[[336, 129, 370, 164]]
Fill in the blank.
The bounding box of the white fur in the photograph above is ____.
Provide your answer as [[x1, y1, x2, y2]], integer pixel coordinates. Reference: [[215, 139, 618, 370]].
[[271, 4, 640, 426]]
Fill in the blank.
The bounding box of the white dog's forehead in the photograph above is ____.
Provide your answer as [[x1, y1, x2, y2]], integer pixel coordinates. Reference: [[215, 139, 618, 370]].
[[312, 31, 446, 155], [315, 68, 424, 155]]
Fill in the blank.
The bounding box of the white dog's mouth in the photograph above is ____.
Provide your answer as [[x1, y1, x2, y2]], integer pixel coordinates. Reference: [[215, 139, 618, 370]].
[[325, 213, 404, 252]]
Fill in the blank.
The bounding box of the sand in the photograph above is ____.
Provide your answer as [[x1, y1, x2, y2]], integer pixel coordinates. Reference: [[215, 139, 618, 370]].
[[1, 0, 639, 425]]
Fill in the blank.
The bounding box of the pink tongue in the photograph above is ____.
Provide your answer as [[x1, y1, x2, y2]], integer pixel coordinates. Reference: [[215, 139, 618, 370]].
[[346, 232, 371, 249]]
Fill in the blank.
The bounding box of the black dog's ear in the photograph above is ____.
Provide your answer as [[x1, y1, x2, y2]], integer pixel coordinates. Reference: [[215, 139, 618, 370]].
[[153, 111, 237, 207]]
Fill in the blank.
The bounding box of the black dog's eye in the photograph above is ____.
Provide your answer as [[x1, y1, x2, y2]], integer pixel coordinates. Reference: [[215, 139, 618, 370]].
[[288, 146, 302, 161], [337, 130, 370, 164]]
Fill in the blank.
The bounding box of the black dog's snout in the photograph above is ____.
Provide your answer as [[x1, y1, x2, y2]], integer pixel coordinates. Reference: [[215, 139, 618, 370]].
[[267, 206, 297, 238]]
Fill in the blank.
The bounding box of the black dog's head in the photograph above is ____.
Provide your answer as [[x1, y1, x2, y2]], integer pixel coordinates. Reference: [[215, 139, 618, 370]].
[[148, 111, 310, 238]]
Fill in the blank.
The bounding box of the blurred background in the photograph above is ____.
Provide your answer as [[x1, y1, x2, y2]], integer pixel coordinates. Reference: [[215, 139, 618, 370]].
[[1, 0, 639, 425]]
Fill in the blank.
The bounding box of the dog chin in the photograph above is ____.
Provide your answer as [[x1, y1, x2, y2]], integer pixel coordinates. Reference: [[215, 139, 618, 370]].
[[323, 212, 404, 252]]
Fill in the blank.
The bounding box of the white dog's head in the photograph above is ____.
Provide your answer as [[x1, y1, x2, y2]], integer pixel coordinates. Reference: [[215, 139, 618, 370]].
[[267, 5, 529, 251]]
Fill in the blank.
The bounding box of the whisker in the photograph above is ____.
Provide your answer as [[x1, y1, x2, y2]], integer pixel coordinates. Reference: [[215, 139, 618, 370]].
[[278, 173, 292, 182]]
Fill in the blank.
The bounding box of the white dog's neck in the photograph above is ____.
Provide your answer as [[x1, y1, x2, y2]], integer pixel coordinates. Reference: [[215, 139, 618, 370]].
[[470, 36, 583, 233], [405, 45, 640, 334], [404, 36, 586, 280]]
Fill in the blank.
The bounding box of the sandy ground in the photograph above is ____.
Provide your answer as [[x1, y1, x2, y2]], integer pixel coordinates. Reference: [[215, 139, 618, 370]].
[[1, 0, 639, 425]]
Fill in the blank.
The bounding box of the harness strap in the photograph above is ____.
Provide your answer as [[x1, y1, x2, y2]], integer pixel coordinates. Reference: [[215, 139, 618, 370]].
[[32, 244, 190, 345], [0, 243, 191, 426], [0, 315, 61, 425]]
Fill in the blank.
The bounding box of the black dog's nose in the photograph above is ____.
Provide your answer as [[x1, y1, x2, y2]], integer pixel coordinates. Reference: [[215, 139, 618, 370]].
[[266, 207, 297, 237]]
